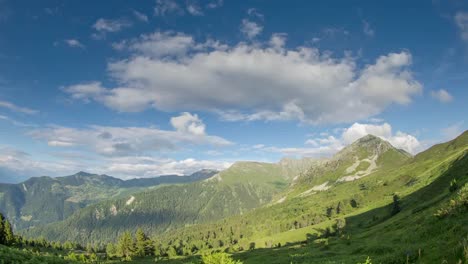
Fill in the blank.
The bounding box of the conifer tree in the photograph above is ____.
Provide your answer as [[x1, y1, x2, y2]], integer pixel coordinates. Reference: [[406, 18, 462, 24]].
[[117, 231, 134, 261], [2, 216, 14, 246], [391, 194, 401, 215], [135, 228, 148, 257], [0, 213, 5, 245], [106, 243, 117, 258]]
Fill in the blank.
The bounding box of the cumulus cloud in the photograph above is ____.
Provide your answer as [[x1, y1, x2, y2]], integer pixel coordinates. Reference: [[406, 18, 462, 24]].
[[64, 82, 107, 102], [112, 31, 197, 58], [430, 89, 453, 103], [102, 156, 231, 179], [64, 39, 85, 48], [455, 12, 468, 41], [64, 31, 422, 124], [240, 19, 263, 39], [0, 147, 230, 179], [256, 122, 421, 157], [0, 100, 38, 114], [342, 122, 421, 154], [28, 115, 231, 157], [170, 112, 206, 135]]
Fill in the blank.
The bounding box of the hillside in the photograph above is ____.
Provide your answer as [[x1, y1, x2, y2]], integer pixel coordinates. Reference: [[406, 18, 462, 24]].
[[0, 170, 217, 229], [22, 159, 316, 245], [1, 132, 467, 263], [22, 136, 409, 246], [153, 131, 467, 263]]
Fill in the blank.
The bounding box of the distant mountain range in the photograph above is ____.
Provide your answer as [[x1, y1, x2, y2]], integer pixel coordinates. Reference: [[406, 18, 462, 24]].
[[0, 169, 217, 229], [22, 134, 413, 245], [2, 132, 467, 263]]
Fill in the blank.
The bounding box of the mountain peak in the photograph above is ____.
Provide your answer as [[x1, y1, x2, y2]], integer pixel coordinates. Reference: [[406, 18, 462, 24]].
[[351, 134, 394, 150], [73, 171, 94, 177], [334, 134, 405, 162], [355, 134, 385, 144]]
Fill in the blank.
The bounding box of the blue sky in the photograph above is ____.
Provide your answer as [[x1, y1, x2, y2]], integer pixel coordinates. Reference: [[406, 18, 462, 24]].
[[0, 0, 467, 181]]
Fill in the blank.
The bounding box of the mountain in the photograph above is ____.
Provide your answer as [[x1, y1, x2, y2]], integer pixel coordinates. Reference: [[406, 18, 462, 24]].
[[154, 131, 467, 263], [288, 134, 411, 196], [22, 158, 317, 244], [6, 132, 468, 263], [0, 170, 217, 230], [21, 135, 409, 245], [122, 169, 218, 187]]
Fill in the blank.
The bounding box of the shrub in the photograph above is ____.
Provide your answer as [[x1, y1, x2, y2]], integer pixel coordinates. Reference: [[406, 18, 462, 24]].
[[434, 183, 468, 218], [357, 256, 372, 264], [202, 252, 243, 264], [449, 179, 459, 193]]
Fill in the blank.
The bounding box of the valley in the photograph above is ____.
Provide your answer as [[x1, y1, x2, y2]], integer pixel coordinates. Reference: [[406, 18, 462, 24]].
[[0, 132, 466, 263]]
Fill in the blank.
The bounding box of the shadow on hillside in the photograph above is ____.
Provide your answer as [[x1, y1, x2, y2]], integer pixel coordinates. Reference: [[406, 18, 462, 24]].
[[232, 151, 468, 263]]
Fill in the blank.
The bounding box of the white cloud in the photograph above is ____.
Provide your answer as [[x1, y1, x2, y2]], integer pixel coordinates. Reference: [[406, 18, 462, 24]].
[[154, 0, 182, 16], [64, 82, 107, 102], [28, 115, 231, 157], [342, 123, 392, 144], [206, 0, 223, 9], [187, 1, 203, 16], [430, 89, 453, 103], [455, 11, 468, 41], [113, 31, 195, 58], [133, 10, 149, 22], [341, 122, 420, 154], [0, 147, 81, 178], [170, 112, 206, 135], [93, 18, 132, 33], [247, 8, 264, 19], [256, 122, 421, 158], [240, 19, 263, 39], [363, 20, 375, 37], [0, 147, 230, 179], [0, 100, 38, 114], [269, 33, 287, 50], [64, 31, 422, 124], [64, 39, 85, 48], [102, 156, 231, 179]]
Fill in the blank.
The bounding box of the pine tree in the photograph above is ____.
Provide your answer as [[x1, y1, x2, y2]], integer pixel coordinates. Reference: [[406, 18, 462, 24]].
[[0, 213, 5, 245], [166, 245, 178, 259], [336, 202, 343, 214], [106, 243, 117, 259], [135, 228, 148, 257], [391, 194, 401, 215], [63, 241, 74, 250], [3, 218, 14, 245], [89, 252, 99, 263], [117, 231, 134, 261]]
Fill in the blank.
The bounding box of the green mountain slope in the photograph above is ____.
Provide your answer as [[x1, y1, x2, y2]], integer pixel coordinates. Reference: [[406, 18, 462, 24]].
[[153, 131, 467, 263], [5, 132, 468, 263], [22, 159, 315, 245], [22, 136, 407, 247], [0, 170, 217, 229]]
